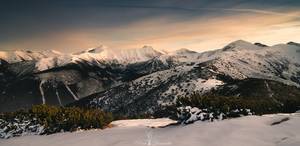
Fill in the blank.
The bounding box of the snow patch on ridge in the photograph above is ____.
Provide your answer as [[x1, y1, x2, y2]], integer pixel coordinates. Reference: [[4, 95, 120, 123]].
[[194, 78, 224, 91]]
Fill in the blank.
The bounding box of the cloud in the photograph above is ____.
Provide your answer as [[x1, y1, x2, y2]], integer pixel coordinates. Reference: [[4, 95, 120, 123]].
[[216, 8, 300, 18], [0, 0, 300, 52], [89, 10, 300, 52], [99, 4, 300, 18]]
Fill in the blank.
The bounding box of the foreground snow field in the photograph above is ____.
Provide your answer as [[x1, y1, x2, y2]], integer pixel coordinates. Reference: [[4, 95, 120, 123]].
[[110, 118, 177, 128], [1, 114, 299, 146]]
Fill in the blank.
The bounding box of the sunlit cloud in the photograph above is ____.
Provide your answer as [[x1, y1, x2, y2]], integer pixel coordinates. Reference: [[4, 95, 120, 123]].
[[62, 11, 300, 52]]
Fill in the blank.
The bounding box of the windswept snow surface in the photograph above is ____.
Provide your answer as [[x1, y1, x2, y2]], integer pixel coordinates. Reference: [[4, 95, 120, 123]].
[[1, 114, 300, 146], [111, 118, 177, 128]]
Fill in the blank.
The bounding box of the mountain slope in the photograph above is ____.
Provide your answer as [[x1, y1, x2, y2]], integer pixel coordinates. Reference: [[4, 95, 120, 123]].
[[1, 40, 300, 113], [0, 50, 62, 63], [70, 40, 300, 116], [0, 57, 173, 112]]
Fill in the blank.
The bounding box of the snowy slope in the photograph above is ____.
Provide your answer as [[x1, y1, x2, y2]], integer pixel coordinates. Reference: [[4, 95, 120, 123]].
[[0, 49, 69, 72], [160, 48, 200, 63], [71, 40, 300, 116], [1, 40, 300, 113], [1, 114, 300, 146], [0, 50, 62, 63], [0, 54, 174, 112], [208, 40, 300, 86], [157, 40, 300, 86], [72, 45, 163, 64], [3, 40, 300, 81], [35, 55, 72, 71], [147, 40, 300, 88], [33, 46, 164, 71], [79, 63, 225, 116], [0, 46, 164, 71]]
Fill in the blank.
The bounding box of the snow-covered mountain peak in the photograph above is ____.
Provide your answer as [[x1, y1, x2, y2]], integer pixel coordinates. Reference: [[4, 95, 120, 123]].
[[156, 48, 202, 64], [141, 45, 154, 50], [170, 48, 198, 55], [85, 45, 107, 53], [254, 42, 269, 47], [2, 40, 300, 114], [229, 40, 252, 45], [72, 46, 163, 64], [0, 51, 8, 60], [287, 41, 300, 47], [222, 40, 262, 51], [48, 50, 63, 55], [0, 49, 63, 63], [72, 45, 108, 55]]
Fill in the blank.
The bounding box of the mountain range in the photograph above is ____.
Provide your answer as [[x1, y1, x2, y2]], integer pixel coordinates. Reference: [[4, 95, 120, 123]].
[[0, 40, 300, 115]]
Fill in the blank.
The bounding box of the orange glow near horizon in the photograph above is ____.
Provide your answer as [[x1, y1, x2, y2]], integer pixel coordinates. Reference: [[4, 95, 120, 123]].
[[1, 10, 300, 53]]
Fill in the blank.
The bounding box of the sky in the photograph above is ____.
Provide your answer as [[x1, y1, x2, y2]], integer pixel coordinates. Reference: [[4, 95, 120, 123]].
[[0, 0, 300, 53]]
